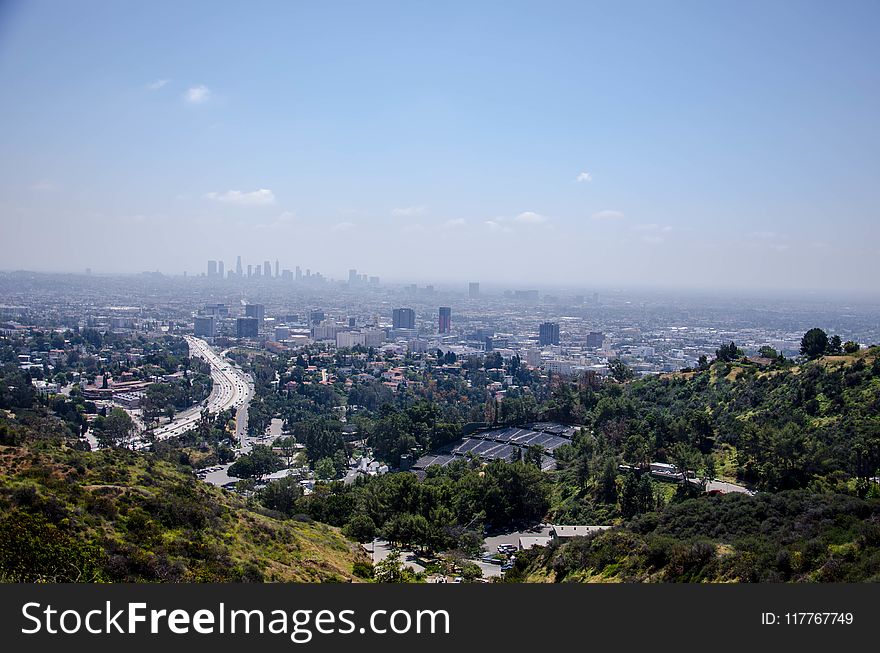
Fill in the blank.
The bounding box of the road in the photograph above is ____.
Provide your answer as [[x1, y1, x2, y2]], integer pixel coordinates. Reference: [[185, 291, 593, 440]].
[[150, 335, 254, 442]]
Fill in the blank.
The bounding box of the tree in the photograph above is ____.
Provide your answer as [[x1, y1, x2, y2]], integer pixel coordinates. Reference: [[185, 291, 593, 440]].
[[343, 514, 377, 543], [800, 328, 829, 359], [697, 355, 710, 371], [843, 341, 860, 354], [620, 472, 654, 519], [459, 561, 483, 582], [827, 335, 843, 355], [257, 477, 303, 516], [276, 435, 298, 467], [315, 457, 336, 480], [607, 359, 635, 383], [228, 445, 283, 480], [758, 346, 778, 359], [373, 550, 417, 583], [668, 442, 699, 480], [98, 408, 136, 449], [715, 342, 740, 362], [701, 454, 717, 488]]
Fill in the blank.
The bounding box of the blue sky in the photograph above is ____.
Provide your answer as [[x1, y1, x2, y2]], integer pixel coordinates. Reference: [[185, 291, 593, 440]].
[[1, 0, 878, 291]]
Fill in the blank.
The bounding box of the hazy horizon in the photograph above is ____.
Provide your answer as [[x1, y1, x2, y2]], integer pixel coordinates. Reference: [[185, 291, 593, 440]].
[[1, 1, 878, 292]]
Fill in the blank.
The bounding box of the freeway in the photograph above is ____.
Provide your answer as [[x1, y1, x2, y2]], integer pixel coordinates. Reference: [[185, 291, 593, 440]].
[[150, 335, 254, 443]]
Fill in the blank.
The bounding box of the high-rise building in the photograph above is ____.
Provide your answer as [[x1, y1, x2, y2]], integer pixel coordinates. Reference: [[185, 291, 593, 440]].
[[236, 255, 243, 277], [586, 331, 605, 348], [438, 307, 451, 334], [264, 260, 271, 278], [204, 303, 229, 317], [194, 316, 216, 338], [539, 322, 560, 346], [295, 266, 302, 281], [217, 260, 224, 279], [348, 269, 358, 286], [281, 269, 293, 281], [236, 317, 259, 338], [207, 260, 218, 277], [349, 317, 356, 328], [275, 259, 279, 278], [309, 310, 325, 325], [247, 264, 253, 278], [392, 308, 415, 330], [245, 303, 265, 326], [469, 282, 480, 298]]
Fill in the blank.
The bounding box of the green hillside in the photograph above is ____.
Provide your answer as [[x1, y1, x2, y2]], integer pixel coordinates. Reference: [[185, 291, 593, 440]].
[[0, 435, 368, 583], [509, 348, 880, 582]]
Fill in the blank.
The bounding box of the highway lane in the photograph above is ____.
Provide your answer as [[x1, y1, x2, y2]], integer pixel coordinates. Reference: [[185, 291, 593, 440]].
[[150, 335, 254, 443]]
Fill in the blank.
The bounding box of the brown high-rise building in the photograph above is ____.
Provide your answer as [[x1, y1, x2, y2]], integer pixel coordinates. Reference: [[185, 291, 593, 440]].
[[439, 306, 451, 334]]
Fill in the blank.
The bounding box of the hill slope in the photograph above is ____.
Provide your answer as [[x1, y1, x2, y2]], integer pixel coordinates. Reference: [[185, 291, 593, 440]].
[[0, 440, 368, 582]]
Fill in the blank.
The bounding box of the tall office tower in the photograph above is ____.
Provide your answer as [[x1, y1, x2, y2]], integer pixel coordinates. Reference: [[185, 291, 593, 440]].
[[254, 266, 262, 278], [218, 260, 224, 279], [438, 306, 451, 334], [469, 282, 480, 298], [245, 303, 265, 326], [309, 309, 325, 325], [207, 260, 218, 277], [295, 266, 302, 281], [586, 331, 605, 348], [348, 269, 358, 286], [538, 322, 561, 346], [349, 317, 356, 328], [392, 307, 416, 330], [236, 255, 243, 277], [282, 269, 293, 281], [193, 316, 216, 338], [264, 260, 271, 278], [275, 259, 279, 278], [236, 317, 259, 338], [204, 303, 229, 317], [247, 264, 253, 278]]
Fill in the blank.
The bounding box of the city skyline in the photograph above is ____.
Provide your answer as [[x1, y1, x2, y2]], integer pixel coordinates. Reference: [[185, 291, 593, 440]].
[[1, 1, 879, 292]]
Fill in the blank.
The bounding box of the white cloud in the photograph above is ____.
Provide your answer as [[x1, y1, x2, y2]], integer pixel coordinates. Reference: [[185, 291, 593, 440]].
[[147, 78, 170, 91], [185, 85, 211, 104], [633, 223, 673, 233], [444, 218, 466, 228], [513, 211, 549, 224], [204, 189, 276, 206], [392, 205, 427, 217], [576, 171, 593, 183], [591, 209, 625, 221], [332, 221, 356, 232]]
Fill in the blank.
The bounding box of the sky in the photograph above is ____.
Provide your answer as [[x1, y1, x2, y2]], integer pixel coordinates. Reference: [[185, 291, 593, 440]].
[[0, 0, 878, 292]]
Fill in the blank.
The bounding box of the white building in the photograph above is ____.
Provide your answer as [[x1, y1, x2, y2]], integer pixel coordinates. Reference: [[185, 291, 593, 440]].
[[337, 331, 366, 348]]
